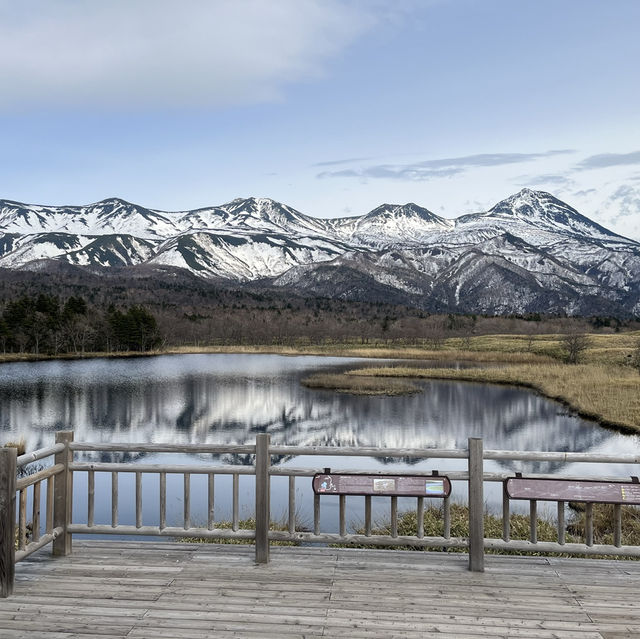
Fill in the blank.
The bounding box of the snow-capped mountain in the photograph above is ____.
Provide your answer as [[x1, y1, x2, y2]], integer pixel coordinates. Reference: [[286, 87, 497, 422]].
[[1, 189, 639, 315], [329, 202, 453, 247]]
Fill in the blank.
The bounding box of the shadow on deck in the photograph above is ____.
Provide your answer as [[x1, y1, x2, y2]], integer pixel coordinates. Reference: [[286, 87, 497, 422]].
[[2, 541, 640, 638]]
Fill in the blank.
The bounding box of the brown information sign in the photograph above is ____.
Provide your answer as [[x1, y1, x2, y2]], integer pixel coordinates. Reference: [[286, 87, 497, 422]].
[[506, 477, 640, 505], [312, 473, 451, 498]]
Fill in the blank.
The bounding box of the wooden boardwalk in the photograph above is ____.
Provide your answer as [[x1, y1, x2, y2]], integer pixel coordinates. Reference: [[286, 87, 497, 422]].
[[2, 541, 640, 639]]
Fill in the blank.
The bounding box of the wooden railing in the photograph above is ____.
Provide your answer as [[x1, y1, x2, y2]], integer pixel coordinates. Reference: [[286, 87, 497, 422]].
[[2, 431, 640, 597]]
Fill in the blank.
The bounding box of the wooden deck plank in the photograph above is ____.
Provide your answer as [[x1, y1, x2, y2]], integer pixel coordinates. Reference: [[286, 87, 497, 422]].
[[5, 541, 640, 638]]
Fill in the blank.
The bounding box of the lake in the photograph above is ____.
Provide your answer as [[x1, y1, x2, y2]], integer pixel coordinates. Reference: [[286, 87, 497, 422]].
[[3, 353, 639, 529]]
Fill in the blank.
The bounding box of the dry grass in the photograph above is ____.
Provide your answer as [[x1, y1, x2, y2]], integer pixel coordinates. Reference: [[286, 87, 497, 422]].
[[568, 503, 640, 547], [346, 363, 640, 432], [178, 517, 300, 546], [349, 503, 640, 557], [3, 438, 26, 456], [0, 350, 169, 364], [302, 373, 420, 395], [167, 343, 553, 364], [2, 331, 637, 366], [1, 327, 638, 364]]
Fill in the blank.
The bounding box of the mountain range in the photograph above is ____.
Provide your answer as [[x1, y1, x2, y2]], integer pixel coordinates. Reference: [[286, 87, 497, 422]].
[[1, 188, 639, 316]]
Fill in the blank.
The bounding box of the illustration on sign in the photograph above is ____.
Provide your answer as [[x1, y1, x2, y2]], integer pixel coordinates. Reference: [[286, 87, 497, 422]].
[[312, 472, 451, 497], [425, 479, 445, 495], [317, 475, 337, 493], [373, 478, 396, 492]]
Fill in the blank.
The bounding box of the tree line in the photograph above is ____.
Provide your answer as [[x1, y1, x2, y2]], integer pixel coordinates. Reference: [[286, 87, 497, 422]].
[[0, 294, 161, 355], [0, 268, 638, 356]]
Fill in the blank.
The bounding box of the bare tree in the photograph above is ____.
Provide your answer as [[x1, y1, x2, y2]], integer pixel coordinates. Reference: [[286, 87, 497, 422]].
[[522, 324, 538, 352], [631, 339, 640, 375], [560, 332, 590, 364]]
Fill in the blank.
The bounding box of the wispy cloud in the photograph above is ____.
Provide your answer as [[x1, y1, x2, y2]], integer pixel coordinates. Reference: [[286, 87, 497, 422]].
[[313, 157, 373, 167], [0, 0, 379, 110], [576, 151, 640, 170], [607, 185, 640, 220], [515, 173, 574, 187], [318, 150, 575, 181]]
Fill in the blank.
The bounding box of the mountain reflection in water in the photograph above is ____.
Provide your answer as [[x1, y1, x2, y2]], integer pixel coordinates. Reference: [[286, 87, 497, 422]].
[[4, 353, 640, 528], [1, 354, 639, 475]]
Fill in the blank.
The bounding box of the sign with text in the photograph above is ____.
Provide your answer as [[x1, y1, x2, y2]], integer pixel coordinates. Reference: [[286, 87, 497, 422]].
[[505, 477, 640, 505], [312, 473, 451, 498]]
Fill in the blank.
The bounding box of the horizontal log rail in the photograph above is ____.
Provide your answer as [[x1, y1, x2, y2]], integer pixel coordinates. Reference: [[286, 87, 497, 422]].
[[67, 524, 255, 540], [16, 444, 65, 469], [269, 445, 469, 459], [69, 462, 255, 475], [68, 442, 256, 454], [3, 431, 640, 599], [16, 464, 64, 491]]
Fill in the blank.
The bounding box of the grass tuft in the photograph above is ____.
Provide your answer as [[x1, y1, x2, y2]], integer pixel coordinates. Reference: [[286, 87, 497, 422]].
[[347, 503, 640, 557], [178, 517, 304, 546], [301, 373, 419, 395], [3, 438, 26, 456]]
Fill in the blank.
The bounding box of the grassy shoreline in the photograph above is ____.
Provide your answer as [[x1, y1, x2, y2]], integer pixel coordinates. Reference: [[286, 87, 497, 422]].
[[0, 329, 636, 365], [0, 342, 556, 365]]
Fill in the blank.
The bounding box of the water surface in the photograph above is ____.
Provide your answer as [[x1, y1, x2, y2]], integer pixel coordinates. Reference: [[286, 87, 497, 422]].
[[2, 354, 638, 528]]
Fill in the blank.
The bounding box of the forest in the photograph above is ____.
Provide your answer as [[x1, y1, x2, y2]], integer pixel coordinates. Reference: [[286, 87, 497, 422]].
[[0, 293, 160, 355], [0, 266, 637, 356]]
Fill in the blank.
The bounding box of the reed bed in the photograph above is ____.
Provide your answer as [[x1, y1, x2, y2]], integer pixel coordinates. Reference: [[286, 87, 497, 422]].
[[302, 373, 420, 395], [179, 517, 301, 546], [348, 503, 640, 557]]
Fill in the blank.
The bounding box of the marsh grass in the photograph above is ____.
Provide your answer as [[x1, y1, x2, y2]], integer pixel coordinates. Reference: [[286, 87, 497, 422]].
[[347, 503, 640, 558], [2, 330, 638, 367], [178, 517, 306, 546], [3, 438, 26, 456], [301, 373, 420, 395], [169, 343, 553, 364], [567, 503, 640, 547]]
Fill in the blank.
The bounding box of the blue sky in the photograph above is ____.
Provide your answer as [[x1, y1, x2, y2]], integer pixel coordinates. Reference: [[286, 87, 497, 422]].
[[1, 0, 639, 238]]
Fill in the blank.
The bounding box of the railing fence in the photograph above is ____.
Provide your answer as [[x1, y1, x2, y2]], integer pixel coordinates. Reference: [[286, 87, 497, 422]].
[[2, 430, 640, 598]]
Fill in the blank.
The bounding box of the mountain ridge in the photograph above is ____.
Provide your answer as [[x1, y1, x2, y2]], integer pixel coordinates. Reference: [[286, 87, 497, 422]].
[[1, 189, 639, 316]]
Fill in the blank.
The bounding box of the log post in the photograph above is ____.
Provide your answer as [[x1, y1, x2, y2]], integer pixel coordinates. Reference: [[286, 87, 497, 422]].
[[0, 447, 17, 597], [255, 433, 271, 564], [468, 437, 485, 572], [53, 431, 74, 557]]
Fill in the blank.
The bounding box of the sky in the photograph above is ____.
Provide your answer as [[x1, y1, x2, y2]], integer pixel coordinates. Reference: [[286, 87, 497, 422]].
[[1, 0, 639, 239]]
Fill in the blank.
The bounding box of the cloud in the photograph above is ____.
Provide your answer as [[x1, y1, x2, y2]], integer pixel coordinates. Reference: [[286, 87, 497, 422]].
[[317, 150, 575, 181], [576, 151, 640, 170], [317, 165, 464, 181], [515, 174, 574, 187], [0, 0, 377, 110], [607, 185, 640, 220], [313, 157, 373, 167]]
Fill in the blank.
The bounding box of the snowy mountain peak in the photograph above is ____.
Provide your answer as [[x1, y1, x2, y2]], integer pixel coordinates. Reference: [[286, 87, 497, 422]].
[[220, 196, 332, 236], [92, 197, 136, 207], [224, 196, 294, 220], [364, 202, 451, 227], [493, 188, 573, 215], [457, 189, 628, 243]]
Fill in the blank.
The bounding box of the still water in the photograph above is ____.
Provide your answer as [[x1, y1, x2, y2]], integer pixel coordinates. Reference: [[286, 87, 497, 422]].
[[2, 354, 639, 530]]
